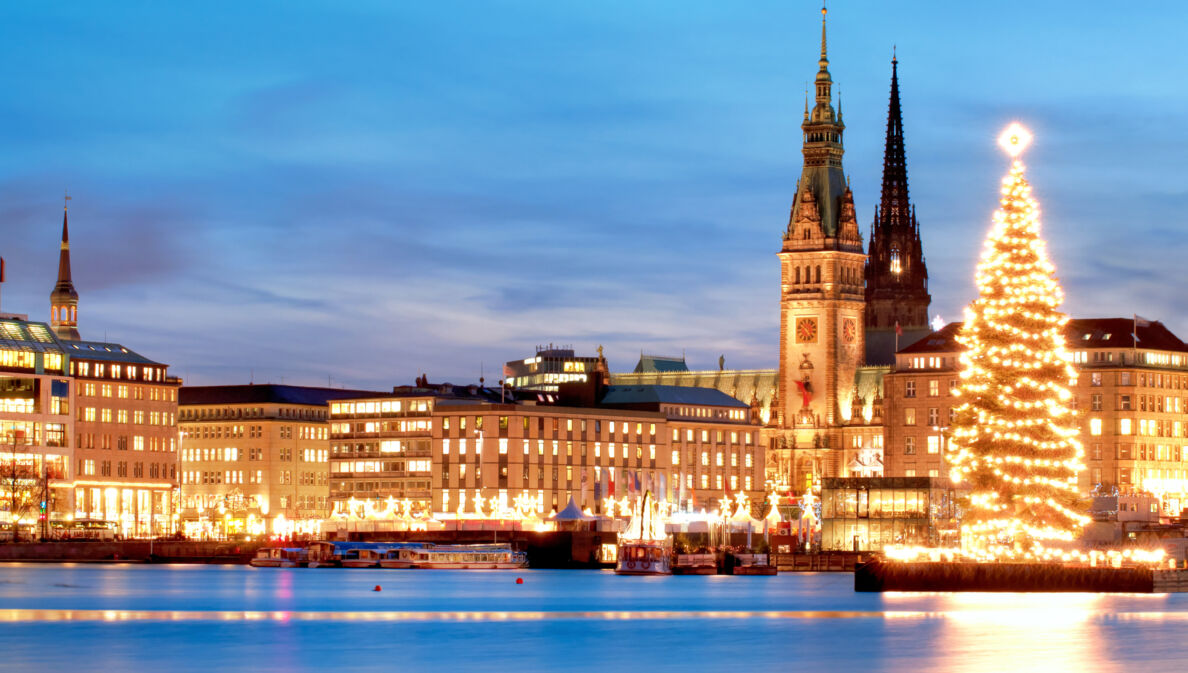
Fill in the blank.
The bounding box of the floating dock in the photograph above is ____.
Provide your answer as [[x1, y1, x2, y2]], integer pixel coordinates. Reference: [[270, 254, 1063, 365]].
[[855, 559, 1188, 593]]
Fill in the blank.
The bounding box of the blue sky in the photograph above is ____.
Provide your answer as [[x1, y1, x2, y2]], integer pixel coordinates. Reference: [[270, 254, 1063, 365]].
[[1, 1, 1186, 389]]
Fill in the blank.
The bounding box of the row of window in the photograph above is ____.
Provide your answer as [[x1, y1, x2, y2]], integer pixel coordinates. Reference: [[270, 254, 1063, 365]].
[[80, 408, 174, 426], [73, 360, 167, 383], [77, 459, 172, 479], [77, 434, 171, 451]]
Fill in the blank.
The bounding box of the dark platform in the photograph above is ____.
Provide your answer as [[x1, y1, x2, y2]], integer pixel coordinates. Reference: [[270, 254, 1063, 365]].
[[854, 559, 1157, 593]]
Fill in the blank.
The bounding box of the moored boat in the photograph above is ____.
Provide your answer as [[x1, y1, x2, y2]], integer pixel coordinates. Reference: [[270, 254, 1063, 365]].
[[250, 547, 308, 568], [341, 547, 386, 568], [385, 543, 527, 569], [672, 553, 716, 575], [615, 540, 672, 575], [730, 553, 777, 575]]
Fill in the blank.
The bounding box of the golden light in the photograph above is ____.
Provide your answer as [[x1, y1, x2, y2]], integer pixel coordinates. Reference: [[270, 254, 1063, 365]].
[[997, 122, 1032, 157]]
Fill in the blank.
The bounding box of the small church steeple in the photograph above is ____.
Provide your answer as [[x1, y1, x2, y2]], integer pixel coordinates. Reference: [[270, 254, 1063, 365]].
[[50, 194, 80, 340]]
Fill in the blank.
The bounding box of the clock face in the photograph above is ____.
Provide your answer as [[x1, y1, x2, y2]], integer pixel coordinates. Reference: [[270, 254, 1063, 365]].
[[796, 317, 818, 343], [842, 318, 857, 344]]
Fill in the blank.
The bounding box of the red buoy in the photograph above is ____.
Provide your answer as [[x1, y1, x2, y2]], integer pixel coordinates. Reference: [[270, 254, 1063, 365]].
[[515, 577, 523, 584], [373, 585, 382, 592]]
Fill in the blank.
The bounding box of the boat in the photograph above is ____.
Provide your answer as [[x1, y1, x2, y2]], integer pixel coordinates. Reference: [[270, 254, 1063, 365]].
[[249, 547, 308, 568], [673, 553, 717, 575], [615, 540, 672, 575], [307, 541, 424, 568], [614, 491, 672, 576], [342, 547, 387, 568], [383, 543, 527, 569], [730, 552, 777, 576]]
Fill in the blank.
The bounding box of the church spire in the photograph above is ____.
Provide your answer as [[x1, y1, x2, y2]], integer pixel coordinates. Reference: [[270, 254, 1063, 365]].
[[50, 194, 80, 340], [864, 56, 930, 332]]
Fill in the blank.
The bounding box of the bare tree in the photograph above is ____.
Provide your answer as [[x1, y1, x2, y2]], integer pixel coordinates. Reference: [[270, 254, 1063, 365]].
[[1, 432, 42, 543]]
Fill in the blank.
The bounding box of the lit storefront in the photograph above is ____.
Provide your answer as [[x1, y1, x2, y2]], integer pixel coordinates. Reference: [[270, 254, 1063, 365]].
[[820, 476, 960, 551]]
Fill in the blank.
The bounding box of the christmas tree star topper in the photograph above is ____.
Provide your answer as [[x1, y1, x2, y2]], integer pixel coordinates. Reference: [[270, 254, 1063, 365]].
[[997, 122, 1032, 157]]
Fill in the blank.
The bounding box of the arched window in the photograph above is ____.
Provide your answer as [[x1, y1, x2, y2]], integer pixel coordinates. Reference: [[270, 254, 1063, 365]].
[[890, 246, 902, 275], [795, 267, 801, 284], [815, 266, 821, 283]]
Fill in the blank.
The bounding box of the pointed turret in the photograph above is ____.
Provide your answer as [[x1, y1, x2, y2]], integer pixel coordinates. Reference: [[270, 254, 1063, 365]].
[[864, 55, 930, 331], [50, 199, 80, 340], [784, 5, 858, 251]]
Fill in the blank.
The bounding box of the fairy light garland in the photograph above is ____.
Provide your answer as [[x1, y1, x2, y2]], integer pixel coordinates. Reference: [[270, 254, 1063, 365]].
[[946, 123, 1091, 556]]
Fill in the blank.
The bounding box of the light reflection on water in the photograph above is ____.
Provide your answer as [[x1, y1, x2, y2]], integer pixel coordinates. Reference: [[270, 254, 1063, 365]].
[[0, 564, 1185, 672]]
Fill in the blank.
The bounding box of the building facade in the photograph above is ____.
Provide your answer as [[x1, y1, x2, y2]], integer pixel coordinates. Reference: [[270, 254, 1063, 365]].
[[179, 384, 371, 538], [328, 390, 440, 515], [503, 345, 602, 393], [68, 340, 179, 536], [884, 319, 1188, 516]]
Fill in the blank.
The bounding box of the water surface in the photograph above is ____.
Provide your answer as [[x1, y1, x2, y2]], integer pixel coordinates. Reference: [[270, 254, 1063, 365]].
[[0, 563, 1183, 672]]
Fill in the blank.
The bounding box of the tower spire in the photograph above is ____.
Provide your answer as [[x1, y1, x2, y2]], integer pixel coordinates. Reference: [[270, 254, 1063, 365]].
[[864, 55, 930, 333], [50, 193, 80, 340], [819, 6, 828, 67]]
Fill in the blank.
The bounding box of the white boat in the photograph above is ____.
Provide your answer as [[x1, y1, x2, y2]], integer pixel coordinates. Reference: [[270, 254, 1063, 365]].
[[615, 540, 672, 575], [383, 544, 527, 569], [249, 547, 307, 568], [341, 547, 386, 568]]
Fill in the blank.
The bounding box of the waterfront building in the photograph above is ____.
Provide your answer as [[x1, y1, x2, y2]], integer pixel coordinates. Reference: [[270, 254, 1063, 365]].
[[328, 384, 499, 514], [178, 384, 371, 538], [503, 345, 601, 393], [0, 315, 73, 536], [67, 337, 179, 537], [432, 385, 761, 515], [329, 370, 763, 516], [884, 319, 1188, 516], [819, 476, 959, 551], [0, 202, 183, 538]]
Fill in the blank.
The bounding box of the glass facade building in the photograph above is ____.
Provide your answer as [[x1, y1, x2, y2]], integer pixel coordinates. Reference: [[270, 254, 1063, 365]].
[[820, 476, 960, 551]]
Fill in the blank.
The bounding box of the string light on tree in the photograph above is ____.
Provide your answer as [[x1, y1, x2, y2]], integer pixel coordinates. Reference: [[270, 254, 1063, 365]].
[[947, 122, 1089, 556]]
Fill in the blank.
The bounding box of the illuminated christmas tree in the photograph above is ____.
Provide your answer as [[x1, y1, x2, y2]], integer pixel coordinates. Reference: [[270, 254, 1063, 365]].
[[948, 123, 1088, 557]]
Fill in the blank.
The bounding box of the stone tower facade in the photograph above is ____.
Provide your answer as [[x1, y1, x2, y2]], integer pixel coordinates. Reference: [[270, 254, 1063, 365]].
[[50, 203, 80, 340], [776, 7, 866, 478], [865, 56, 930, 330]]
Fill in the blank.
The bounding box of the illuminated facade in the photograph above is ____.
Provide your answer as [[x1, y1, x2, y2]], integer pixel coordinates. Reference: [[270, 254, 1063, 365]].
[[329, 389, 453, 513], [432, 386, 762, 515], [885, 319, 1188, 516], [179, 385, 373, 538], [0, 317, 73, 536], [67, 340, 179, 537], [327, 379, 763, 516], [503, 346, 601, 393]]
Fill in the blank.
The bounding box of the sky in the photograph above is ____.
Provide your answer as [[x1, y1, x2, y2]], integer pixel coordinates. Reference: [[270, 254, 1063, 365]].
[[1, 1, 1186, 390]]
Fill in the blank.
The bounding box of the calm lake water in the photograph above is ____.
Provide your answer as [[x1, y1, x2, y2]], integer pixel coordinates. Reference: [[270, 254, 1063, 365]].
[[0, 563, 1186, 672]]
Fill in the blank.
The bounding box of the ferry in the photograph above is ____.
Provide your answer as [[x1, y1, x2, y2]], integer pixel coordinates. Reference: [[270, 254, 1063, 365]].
[[307, 541, 426, 568], [615, 540, 672, 575], [250, 547, 308, 568], [382, 543, 527, 569], [342, 547, 387, 569]]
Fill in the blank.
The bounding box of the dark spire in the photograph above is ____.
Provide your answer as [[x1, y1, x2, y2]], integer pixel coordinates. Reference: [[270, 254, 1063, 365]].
[[879, 54, 909, 231], [50, 195, 80, 340], [864, 56, 930, 331], [57, 206, 72, 285]]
